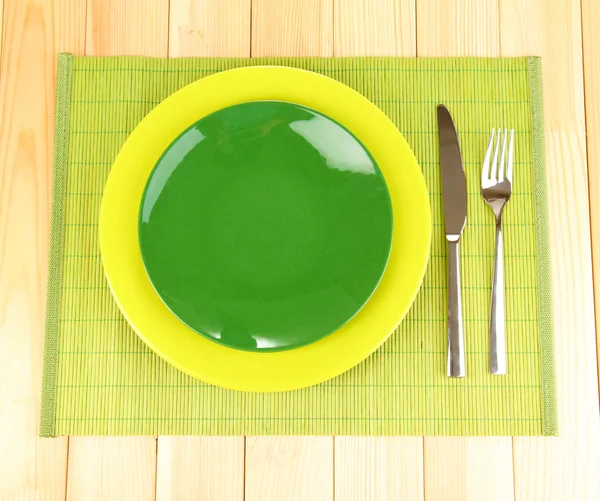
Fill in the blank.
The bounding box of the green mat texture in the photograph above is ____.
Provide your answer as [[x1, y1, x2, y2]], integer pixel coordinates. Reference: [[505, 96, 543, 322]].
[[41, 54, 556, 436]]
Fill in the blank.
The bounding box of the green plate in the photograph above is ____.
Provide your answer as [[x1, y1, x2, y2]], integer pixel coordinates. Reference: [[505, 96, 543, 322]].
[[139, 101, 393, 352]]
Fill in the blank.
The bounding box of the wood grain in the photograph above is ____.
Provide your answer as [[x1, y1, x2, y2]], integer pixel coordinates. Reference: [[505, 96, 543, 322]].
[[332, 3, 423, 501], [66, 437, 157, 501], [0, 0, 3, 71], [333, 0, 416, 56], [423, 438, 515, 501], [416, 3, 515, 500], [85, 0, 169, 56], [251, 0, 333, 56], [416, 0, 499, 56], [169, 0, 250, 57], [581, 0, 600, 390], [245, 437, 333, 501], [56, 0, 87, 52], [335, 438, 424, 501], [155, 437, 244, 501], [500, 0, 600, 500], [0, 0, 84, 500]]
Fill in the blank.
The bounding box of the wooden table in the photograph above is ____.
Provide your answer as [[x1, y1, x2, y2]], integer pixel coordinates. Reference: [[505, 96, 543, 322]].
[[1, 1, 599, 500]]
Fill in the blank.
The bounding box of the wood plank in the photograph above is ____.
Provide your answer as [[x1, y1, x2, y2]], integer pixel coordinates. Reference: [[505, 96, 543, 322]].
[[500, 0, 600, 499], [251, 0, 333, 56], [85, 0, 169, 56], [581, 0, 600, 390], [335, 437, 424, 501], [246, 5, 334, 501], [416, 0, 499, 56], [423, 438, 515, 501], [333, 3, 423, 501], [0, 0, 85, 499], [334, 0, 416, 56], [66, 437, 157, 501], [0, 0, 3, 72], [65, 1, 167, 499], [156, 4, 249, 500], [56, 0, 87, 52], [155, 437, 244, 501], [245, 437, 333, 501], [416, 2, 515, 500], [169, 0, 250, 57]]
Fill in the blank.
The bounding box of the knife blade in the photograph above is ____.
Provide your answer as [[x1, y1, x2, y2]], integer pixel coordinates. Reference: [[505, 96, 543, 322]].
[[437, 105, 467, 237], [437, 104, 467, 377]]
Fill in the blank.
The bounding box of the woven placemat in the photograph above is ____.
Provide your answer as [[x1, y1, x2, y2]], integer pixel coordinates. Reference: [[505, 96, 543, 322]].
[[41, 54, 556, 436]]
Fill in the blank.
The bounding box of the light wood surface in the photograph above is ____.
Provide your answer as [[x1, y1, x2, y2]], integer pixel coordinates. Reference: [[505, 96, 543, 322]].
[[67, 437, 157, 501], [424, 438, 515, 501], [333, 0, 416, 56], [169, 0, 251, 57], [335, 437, 424, 501], [245, 437, 333, 501], [1, 1, 599, 500], [582, 0, 600, 389], [251, 0, 333, 56], [155, 437, 244, 501], [0, 0, 3, 68], [500, 1, 600, 500], [417, 0, 499, 56], [85, 0, 169, 56], [0, 0, 85, 499]]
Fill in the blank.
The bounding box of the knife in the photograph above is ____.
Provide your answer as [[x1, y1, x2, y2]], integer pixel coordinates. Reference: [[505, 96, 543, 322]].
[[437, 105, 467, 378]]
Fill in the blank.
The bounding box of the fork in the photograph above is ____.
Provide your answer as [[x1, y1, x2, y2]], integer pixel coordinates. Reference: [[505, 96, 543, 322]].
[[481, 128, 514, 375]]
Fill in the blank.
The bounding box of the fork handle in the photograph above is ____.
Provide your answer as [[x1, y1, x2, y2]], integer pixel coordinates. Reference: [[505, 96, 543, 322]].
[[447, 239, 466, 377], [490, 218, 507, 375]]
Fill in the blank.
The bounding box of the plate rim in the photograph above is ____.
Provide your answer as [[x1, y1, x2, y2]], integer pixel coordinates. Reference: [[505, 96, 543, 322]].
[[99, 65, 431, 392]]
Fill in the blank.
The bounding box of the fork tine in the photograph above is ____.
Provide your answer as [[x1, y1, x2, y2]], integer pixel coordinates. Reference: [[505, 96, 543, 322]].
[[490, 128, 502, 181], [498, 129, 508, 181], [506, 129, 515, 182], [482, 129, 495, 184]]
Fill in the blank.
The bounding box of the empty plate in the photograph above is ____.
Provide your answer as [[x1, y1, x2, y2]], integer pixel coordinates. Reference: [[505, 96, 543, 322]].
[[139, 101, 393, 352]]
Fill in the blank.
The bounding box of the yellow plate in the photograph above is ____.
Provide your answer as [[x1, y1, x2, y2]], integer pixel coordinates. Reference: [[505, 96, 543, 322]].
[[100, 66, 431, 392]]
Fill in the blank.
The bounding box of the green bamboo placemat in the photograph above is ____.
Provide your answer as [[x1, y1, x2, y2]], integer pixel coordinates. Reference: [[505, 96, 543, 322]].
[[41, 54, 556, 437]]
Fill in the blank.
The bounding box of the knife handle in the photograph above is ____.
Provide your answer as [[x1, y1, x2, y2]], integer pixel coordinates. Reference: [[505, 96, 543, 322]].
[[447, 238, 466, 377]]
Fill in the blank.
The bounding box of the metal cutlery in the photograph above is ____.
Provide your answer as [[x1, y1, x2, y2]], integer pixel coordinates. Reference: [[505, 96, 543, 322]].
[[437, 105, 467, 378], [481, 128, 515, 375]]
